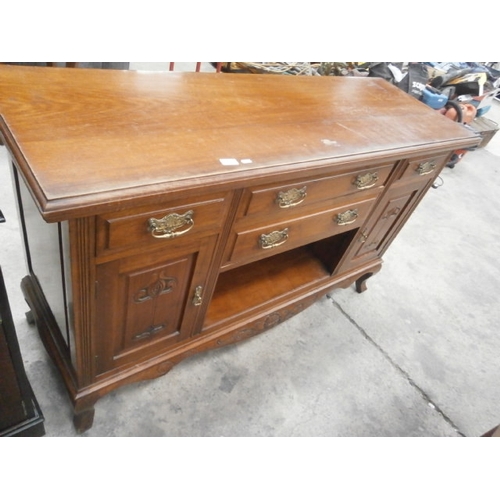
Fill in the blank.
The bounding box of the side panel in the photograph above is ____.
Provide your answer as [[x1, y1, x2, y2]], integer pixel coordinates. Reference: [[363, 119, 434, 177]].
[[13, 167, 74, 361]]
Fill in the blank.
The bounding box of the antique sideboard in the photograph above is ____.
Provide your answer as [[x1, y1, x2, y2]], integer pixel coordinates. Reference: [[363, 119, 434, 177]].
[[0, 65, 479, 432]]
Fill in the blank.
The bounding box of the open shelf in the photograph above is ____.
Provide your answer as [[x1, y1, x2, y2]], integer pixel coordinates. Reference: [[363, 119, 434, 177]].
[[204, 229, 357, 330]]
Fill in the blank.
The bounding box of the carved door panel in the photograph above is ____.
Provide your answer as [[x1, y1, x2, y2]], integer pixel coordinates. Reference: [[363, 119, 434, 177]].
[[94, 236, 217, 376], [337, 178, 434, 273], [357, 190, 417, 259]]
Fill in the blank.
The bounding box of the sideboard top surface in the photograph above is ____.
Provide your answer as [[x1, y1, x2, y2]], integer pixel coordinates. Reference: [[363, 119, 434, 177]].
[[0, 65, 478, 221]]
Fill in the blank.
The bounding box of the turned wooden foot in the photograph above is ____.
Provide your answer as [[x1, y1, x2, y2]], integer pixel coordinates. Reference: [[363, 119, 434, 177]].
[[73, 406, 95, 433]]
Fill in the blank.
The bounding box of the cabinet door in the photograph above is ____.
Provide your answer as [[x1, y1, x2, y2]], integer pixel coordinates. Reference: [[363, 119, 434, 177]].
[[94, 236, 217, 376], [337, 178, 434, 273]]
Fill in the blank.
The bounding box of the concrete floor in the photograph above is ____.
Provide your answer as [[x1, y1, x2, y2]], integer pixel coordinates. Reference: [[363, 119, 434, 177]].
[[1, 68, 500, 437]]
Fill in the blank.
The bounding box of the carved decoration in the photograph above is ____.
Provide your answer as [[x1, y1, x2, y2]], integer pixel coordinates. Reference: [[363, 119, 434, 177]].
[[381, 207, 401, 220], [155, 360, 175, 376], [216, 302, 306, 348], [134, 273, 177, 303], [133, 323, 166, 341]]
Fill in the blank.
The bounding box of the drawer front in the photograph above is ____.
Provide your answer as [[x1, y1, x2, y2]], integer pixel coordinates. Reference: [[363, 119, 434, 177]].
[[242, 163, 394, 219], [226, 193, 377, 267], [399, 154, 449, 183], [97, 194, 229, 256]]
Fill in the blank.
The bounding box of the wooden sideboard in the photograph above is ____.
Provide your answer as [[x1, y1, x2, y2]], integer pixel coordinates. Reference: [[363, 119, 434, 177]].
[[0, 65, 480, 432]]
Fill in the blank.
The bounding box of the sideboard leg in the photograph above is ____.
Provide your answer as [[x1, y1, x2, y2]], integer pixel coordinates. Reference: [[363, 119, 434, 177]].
[[355, 273, 373, 293], [73, 406, 95, 433], [25, 309, 35, 325]]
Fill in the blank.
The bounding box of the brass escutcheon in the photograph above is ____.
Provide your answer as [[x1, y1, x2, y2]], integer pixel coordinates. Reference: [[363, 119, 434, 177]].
[[336, 209, 358, 225], [192, 285, 203, 306], [148, 210, 194, 239], [259, 228, 289, 249], [276, 186, 307, 208], [354, 172, 378, 189]]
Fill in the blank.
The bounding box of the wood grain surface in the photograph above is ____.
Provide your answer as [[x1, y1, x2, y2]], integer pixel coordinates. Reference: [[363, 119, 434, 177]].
[[0, 65, 478, 221]]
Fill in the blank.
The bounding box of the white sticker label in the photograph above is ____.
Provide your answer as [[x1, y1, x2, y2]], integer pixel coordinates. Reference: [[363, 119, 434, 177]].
[[321, 139, 338, 146], [219, 158, 240, 166], [241, 159, 253, 164]]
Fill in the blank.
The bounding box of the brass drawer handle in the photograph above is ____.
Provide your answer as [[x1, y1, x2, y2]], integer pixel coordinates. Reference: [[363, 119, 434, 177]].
[[336, 209, 358, 225], [259, 228, 289, 249], [148, 210, 194, 239], [416, 161, 437, 176], [354, 172, 378, 190], [276, 187, 307, 208]]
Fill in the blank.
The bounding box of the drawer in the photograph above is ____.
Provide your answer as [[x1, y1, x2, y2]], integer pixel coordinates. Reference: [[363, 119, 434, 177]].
[[226, 193, 377, 267], [96, 193, 229, 256], [399, 154, 449, 183], [242, 163, 394, 219]]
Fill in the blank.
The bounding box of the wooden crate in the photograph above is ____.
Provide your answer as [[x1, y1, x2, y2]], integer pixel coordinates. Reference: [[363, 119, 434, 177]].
[[470, 116, 499, 148]]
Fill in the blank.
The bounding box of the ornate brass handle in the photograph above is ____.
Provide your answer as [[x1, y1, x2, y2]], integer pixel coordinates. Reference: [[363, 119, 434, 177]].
[[354, 172, 378, 190], [416, 161, 436, 176], [192, 286, 203, 306], [259, 228, 289, 249], [276, 187, 307, 208], [359, 229, 368, 243], [148, 210, 194, 239], [336, 209, 358, 226]]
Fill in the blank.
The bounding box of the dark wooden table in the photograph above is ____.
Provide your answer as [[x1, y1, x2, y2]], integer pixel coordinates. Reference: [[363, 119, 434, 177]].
[[0, 265, 45, 437]]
